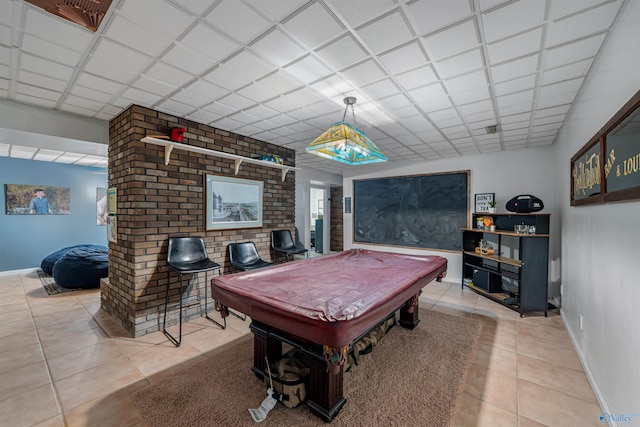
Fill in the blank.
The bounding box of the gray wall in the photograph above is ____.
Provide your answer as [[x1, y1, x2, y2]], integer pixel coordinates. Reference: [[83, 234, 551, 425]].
[[554, 0, 640, 417], [0, 157, 108, 271]]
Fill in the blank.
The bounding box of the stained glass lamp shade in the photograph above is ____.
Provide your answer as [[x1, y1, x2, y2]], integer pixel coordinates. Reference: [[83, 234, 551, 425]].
[[306, 97, 387, 165]]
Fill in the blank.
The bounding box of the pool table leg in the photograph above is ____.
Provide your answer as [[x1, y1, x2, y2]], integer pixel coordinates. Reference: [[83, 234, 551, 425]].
[[399, 294, 420, 329], [307, 359, 346, 422], [251, 324, 282, 376]]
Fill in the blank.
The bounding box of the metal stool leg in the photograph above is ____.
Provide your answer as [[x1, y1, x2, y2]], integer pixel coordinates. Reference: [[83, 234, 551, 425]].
[[163, 271, 184, 347], [204, 269, 226, 329]]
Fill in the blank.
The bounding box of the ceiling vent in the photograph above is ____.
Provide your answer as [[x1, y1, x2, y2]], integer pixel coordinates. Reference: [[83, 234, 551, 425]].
[[25, 0, 113, 32], [485, 124, 501, 134]]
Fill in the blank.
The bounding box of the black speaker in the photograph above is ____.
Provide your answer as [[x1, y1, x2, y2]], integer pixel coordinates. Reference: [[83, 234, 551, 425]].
[[505, 195, 544, 213]]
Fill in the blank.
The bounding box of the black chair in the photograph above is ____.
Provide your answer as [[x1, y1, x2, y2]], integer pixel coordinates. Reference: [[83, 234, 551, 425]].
[[228, 242, 274, 271], [163, 237, 244, 347], [271, 229, 308, 262]]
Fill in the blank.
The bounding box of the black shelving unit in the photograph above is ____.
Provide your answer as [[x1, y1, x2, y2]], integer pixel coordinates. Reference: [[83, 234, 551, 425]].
[[461, 213, 550, 316]]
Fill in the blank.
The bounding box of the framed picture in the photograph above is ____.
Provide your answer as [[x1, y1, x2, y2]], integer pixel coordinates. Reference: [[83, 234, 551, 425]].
[[474, 193, 495, 213], [205, 174, 263, 231], [5, 184, 70, 215], [97, 188, 107, 225], [107, 187, 117, 215], [106, 216, 117, 242]]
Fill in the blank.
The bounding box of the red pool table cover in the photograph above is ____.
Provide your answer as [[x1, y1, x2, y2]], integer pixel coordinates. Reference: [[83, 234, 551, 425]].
[[211, 248, 447, 347]]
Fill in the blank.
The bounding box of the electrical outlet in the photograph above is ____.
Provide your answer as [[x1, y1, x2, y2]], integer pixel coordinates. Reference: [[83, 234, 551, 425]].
[[579, 314, 583, 331]]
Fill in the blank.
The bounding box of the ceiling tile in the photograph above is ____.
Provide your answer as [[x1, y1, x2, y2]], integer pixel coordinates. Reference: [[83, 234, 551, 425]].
[[206, 0, 272, 44], [325, 0, 396, 28], [20, 53, 74, 81], [161, 45, 212, 76], [458, 99, 493, 115], [356, 12, 413, 55], [203, 67, 250, 92], [408, 0, 472, 35], [16, 83, 61, 101], [21, 34, 83, 65], [545, 33, 606, 69], [92, 39, 153, 73], [497, 89, 534, 110], [491, 54, 539, 82], [224, 50, 277, 82], [24, 8, 92, 52], [360, 79, 400, 100], [236, 83, 279, 103], [201, 101, 236, 117], [309, 75, 353, 98], [18, 70, 67, 92], [487, 28, 542, 65], [536, 92, 577, 109], [283, 2, 344, 50], [83, 57, 139, 84], [217, 93, 255, 110], [395, 66, 438, 90], [535, 104, 571, 118], [75, 73, 123, 95], [118, 0, 194, 41], [546, 1, 621, 47], [444, 69, 487, 93], [548, 0, 611, 20], [186, 109, 220, 124], [146, 62, 193, 88], [422, 19, 478, 61], [184, 79, 227, 101], [538, 77, 584, 99], [105, 16, 171, 58], [180, 23, 239, 63], [482, 0, 546, 43], [245, 104, 280, 120], [494, 74, 537, 96], [251, 28, 306, 66], [434, 48, 484, 79], [132, 75, 176, 97], [0, 44, 9, 65], [315, 35, 368, 71], [283, 55, 332, 85], [340, 60, 386, 87], [0, 1, 13, 27], [378, 42, 428, 75], [171, 89, 212, 109], [33, 149, 63, 162], [157, 98, 196, 116], [500, 112, 531, 124], [258, 71, 304, 94], [450, 86, 491, 105], [64, 95, 104, 111], [541, 58, 593, 85], [69, 85, 113, 103]]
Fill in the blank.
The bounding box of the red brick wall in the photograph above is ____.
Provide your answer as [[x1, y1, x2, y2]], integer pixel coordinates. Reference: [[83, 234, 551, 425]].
[[102, 105, 296, 337]]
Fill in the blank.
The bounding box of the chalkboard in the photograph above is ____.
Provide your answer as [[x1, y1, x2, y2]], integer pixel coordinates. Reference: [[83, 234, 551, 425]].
[[353, 171, 469, 251]]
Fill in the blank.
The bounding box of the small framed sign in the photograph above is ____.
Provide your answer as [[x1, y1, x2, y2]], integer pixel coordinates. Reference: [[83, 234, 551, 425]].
[[474, 193, 495, 213]]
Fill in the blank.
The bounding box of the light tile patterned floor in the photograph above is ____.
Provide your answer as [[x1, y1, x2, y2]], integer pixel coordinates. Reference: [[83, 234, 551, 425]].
[[0, 269, 603, 426]]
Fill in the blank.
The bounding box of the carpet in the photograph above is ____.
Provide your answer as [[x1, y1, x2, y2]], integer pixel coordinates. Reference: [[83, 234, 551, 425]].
[[37, 269, 79, 295], [131, 308, 482, 427]]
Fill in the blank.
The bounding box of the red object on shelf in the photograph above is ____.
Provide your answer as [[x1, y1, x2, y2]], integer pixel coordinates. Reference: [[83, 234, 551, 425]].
[[170, 127, 185, 142]]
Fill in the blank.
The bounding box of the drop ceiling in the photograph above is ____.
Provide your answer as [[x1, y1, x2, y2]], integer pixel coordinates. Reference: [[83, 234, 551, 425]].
[[0, 0, 627, 174]]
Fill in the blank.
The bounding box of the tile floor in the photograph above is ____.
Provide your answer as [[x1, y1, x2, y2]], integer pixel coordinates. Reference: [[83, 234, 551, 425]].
[[0, 269, 603, 426]]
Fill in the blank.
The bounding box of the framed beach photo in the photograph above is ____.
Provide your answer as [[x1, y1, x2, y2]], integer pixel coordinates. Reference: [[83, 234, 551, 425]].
[[205, 175, 263, 231]]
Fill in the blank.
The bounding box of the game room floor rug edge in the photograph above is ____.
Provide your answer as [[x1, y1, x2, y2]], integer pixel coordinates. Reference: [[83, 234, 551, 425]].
[[130, 308, 483, 427], [38, 269, 80, 295]]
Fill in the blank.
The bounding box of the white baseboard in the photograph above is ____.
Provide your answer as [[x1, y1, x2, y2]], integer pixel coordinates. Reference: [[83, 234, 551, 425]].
[[0, 267, 39, 276], [560, 308, 615, 426]]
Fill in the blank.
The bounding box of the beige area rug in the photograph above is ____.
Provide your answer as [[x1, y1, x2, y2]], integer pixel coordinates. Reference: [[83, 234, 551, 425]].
[[131, 309, 482, 427]]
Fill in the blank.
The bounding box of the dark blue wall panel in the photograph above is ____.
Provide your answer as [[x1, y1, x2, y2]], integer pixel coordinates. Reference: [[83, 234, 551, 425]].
[[0, 157, 108, 271]]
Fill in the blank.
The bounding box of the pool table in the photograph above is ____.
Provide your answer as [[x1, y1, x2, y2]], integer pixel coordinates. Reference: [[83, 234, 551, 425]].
[[211, 248, 447, 421]]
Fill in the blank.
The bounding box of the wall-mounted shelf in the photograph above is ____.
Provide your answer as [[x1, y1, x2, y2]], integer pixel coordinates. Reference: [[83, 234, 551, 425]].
[[141, 136, 299, 182]]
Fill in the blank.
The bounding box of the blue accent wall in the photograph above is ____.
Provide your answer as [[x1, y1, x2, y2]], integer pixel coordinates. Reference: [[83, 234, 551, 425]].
[[0, 157, 108, 271]]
